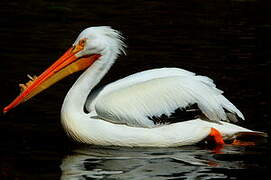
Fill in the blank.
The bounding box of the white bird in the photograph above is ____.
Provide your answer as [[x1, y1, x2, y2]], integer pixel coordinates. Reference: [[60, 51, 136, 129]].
[[3, 26, 266, 147]]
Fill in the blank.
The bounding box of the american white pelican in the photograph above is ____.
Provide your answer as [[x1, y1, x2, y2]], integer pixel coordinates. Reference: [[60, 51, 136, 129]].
[[3, 26, 266, 147]]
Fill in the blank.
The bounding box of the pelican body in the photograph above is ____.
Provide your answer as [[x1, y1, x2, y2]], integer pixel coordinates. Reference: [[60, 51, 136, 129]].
[[3, 27, 266, 147]]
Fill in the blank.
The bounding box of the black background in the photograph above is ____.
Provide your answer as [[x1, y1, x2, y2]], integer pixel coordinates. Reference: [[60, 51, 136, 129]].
[[0, 0, 271, 179]]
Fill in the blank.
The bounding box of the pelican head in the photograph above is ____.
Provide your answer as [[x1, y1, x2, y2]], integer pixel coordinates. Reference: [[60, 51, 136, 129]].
[[73, 26, 126, 57], [3, 26, 126, 113]]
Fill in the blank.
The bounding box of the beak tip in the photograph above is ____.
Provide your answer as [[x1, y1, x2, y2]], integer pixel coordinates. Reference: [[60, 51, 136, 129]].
[[3, 106, 11, 114]]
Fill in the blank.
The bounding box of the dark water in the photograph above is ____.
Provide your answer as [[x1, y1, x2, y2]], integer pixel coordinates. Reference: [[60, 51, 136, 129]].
[[0, 0, 271, 179]]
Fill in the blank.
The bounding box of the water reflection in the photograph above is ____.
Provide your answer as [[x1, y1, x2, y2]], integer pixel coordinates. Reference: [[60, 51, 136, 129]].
[[60, 145, 255, 180]]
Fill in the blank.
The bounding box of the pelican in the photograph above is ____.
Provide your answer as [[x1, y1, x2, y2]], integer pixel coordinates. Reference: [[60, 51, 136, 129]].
[[3, 26, 266, 147]]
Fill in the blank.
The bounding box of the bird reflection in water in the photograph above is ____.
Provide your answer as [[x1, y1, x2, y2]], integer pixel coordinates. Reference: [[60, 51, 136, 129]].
[[60, 145, 252, 180]]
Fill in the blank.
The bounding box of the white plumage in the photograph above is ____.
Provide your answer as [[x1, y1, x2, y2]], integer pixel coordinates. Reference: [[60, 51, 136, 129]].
[[59, 26, 263, 147], [5, 26, 265, 147], [90, 68, 244, 128]]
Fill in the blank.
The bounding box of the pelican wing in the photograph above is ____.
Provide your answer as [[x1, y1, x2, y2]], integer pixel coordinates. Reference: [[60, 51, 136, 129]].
[[89, 68, 244, 128]]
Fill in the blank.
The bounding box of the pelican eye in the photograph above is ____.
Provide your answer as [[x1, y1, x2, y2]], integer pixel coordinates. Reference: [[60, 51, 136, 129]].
[[79, 38, 87, 47], [71, 38, 88, 54]]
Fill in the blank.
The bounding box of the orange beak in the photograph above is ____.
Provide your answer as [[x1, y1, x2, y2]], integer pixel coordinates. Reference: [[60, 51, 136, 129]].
[[3, 41, 101, 113]]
